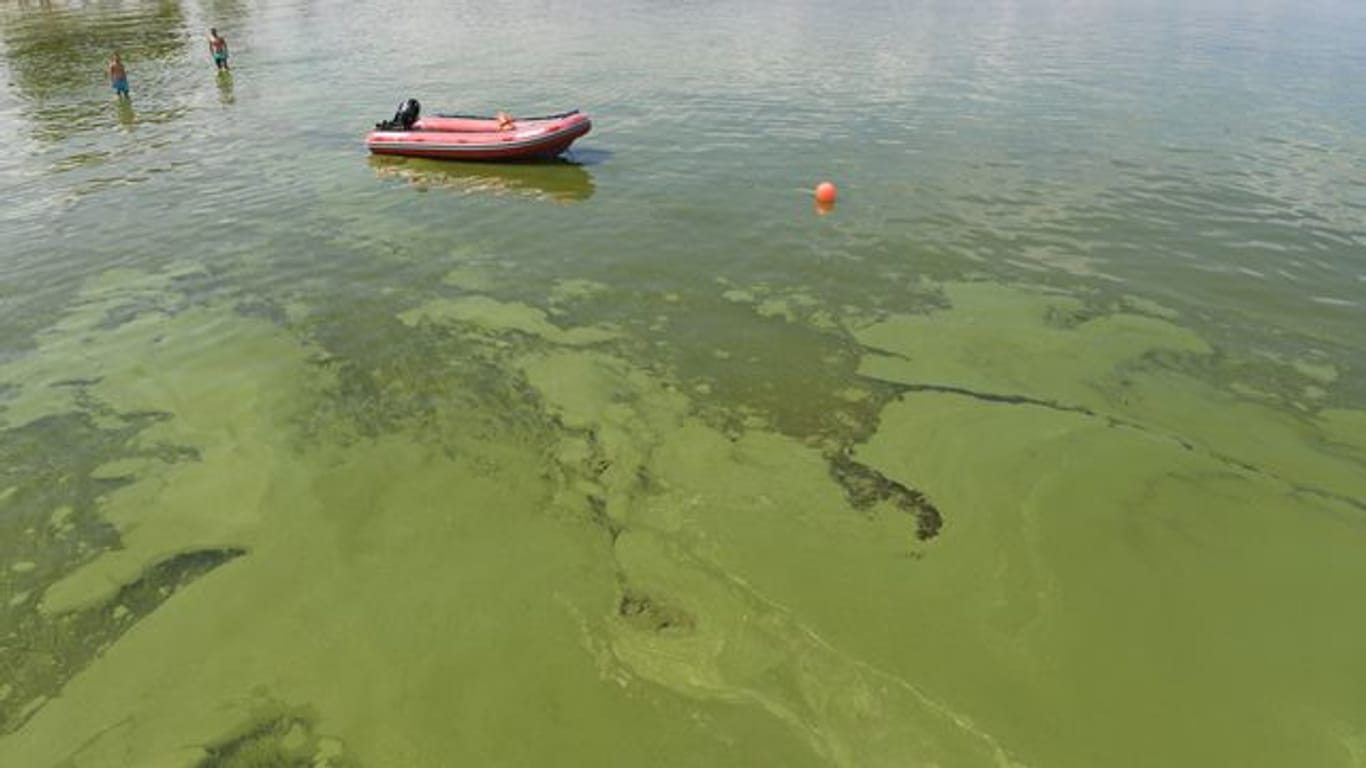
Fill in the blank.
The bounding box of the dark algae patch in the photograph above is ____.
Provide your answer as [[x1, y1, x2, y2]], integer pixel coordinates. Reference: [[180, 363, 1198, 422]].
[[618, 590, 696, 634], [301, 297, 555, 453], [199, 710, 356, 768], [828, 451, 943, 541], [0, 397, 217, 733], [0, 547, 244, 734]]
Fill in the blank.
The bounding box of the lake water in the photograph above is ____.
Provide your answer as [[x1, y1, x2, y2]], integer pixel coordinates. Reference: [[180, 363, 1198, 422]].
[[1, 0, 1364, 766]]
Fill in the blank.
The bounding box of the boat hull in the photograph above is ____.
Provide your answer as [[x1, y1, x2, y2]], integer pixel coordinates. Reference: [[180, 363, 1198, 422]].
[[366, 110, 591, 162]]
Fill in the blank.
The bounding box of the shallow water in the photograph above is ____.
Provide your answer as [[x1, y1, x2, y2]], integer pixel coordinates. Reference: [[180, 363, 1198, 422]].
[[1, 0, 1364, 766]]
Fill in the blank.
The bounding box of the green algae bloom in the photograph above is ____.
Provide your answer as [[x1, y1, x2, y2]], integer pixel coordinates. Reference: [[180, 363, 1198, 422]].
[[1, 268, 1363, 768]]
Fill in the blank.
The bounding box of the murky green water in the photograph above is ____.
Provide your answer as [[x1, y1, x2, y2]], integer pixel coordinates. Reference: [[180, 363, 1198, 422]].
[[2, 0, 1364, 766]]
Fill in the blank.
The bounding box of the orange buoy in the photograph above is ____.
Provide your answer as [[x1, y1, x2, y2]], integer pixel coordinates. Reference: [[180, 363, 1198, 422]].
[[814, 181, 838, 205]]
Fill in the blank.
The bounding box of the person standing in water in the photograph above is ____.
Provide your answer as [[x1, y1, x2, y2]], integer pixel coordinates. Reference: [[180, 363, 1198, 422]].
[[108, 52, 129, 98], [208, 28, 230, 71]]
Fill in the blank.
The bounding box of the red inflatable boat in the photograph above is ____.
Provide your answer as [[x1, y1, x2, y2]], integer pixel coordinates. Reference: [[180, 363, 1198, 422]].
[[367, 107, 592, 162]]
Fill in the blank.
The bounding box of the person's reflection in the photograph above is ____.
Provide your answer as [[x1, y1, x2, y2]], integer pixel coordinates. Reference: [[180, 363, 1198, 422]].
[[216, 69, 235, 105], [115, 95, 135, 128]]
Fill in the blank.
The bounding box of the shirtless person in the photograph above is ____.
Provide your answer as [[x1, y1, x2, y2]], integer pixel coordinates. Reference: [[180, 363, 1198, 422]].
[[208, 28, 230, 71], [108, 52, 129, 98]]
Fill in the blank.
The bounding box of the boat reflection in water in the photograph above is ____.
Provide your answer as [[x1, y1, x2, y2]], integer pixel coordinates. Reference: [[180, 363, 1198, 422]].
[[368, 155, 595, 203]]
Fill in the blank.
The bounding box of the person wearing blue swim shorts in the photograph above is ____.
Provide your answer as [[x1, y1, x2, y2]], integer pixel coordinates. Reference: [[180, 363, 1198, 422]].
[[208, 28, 230, 71], [108, 52, 129, 98]]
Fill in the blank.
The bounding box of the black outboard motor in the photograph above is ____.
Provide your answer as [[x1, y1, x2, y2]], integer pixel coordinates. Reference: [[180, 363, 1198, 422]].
[[397, 98, 420, 129], [376, 98, 421, 130]]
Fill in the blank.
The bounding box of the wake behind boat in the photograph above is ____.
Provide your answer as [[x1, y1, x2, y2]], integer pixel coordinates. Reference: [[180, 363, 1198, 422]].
[[366, 99, 591, 162]]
